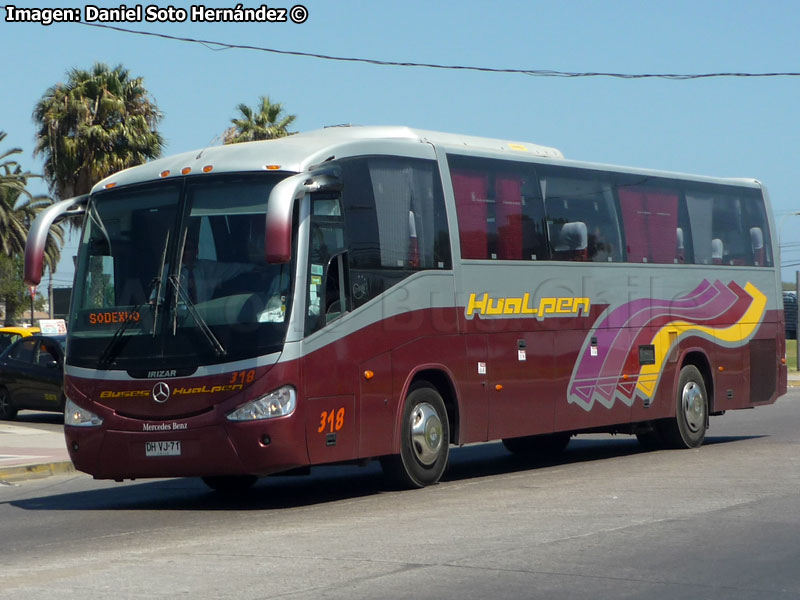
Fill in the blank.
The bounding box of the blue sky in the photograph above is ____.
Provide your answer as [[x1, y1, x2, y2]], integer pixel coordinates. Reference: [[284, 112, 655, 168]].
[[3, 0, 800, 288]]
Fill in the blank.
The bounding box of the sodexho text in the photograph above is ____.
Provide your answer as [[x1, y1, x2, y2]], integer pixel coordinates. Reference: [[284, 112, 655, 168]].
[[3, 4, 309, 25]]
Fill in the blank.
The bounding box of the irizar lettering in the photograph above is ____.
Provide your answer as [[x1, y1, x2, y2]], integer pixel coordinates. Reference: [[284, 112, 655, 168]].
[[147, 370, 177, 378], [466, 292, 590, 320]]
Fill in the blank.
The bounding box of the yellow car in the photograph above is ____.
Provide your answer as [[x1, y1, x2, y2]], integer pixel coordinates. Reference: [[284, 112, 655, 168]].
[[0, 326, 40, 355]]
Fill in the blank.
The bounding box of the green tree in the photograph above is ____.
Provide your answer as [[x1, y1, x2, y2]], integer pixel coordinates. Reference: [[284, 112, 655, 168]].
[[0, 254, 43, 325], [0, 131, 63, 324], [33, 62, 164, 201], [223, 96, 296, 144], [0, 131, 36, 257]]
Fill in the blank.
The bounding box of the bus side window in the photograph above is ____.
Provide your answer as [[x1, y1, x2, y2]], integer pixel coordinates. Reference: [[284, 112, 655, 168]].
[[744, 194, 773, 267], [451, 168, 489, 259], [538, 168, 621, 263], [324, 252, 349, 324], [618, 186, 680, 264], [307, 197, 348, 335], [685, 188, 770, 267], [338, 156, 451, 311], [449, 154, 548, 261]]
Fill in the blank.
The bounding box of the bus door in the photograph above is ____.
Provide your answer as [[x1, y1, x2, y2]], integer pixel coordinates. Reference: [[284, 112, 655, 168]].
[[303, 193, 358, 464]]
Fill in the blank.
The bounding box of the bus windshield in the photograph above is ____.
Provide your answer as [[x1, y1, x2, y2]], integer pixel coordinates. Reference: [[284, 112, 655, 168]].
[[67, 173, 294, 371]]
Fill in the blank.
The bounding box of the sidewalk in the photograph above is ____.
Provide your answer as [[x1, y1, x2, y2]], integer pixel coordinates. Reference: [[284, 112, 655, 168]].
[[0, 423, 74, 483]]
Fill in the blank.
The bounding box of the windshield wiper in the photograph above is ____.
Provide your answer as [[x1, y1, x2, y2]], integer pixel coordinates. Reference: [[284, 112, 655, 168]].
[[96, 278, 159, 369], [150, 231, 170, 336], [96, 232, 171, 369], [168, 274, 227, 357]]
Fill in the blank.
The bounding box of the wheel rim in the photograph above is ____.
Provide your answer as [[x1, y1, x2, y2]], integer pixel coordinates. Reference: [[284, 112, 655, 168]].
[[409, 402, 443, 466], [0, 391, 8, 416], [681, 381, 705, 433]]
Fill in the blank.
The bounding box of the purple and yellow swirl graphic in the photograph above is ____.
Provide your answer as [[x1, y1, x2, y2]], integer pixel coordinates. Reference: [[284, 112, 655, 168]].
[[568, 280, 766, 411]]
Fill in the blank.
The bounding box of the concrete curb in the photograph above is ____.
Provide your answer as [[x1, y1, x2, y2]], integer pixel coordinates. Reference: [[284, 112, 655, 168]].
[[0, 460, 76, 483]]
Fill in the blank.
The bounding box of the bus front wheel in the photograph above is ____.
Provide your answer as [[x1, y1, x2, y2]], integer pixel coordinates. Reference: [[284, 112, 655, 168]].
[[659, 365, 708, 449], [380, 383, 450, 489]]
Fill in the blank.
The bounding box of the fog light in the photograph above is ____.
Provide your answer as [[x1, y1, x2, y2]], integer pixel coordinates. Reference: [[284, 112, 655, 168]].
[[261, 434, 271, 446], [72, 442, 79, 451]]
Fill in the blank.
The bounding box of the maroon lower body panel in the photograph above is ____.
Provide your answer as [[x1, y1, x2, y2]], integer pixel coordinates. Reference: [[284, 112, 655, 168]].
[[65, 417, 310, 480]]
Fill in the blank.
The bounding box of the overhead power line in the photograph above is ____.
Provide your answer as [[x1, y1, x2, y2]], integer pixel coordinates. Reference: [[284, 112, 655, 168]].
[[77, 22, 800, 80]]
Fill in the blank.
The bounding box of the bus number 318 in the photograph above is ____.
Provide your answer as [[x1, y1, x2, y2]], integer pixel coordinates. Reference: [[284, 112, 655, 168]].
[[318, 408, 345, 433]]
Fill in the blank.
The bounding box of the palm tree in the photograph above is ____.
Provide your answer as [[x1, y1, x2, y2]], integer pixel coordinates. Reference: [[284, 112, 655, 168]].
[[33, 62, 164, 202], [223, 96, 296, 144], [0, 131, 57, 257], [0, 132, 63, 324], [0, 131, 34, 210]]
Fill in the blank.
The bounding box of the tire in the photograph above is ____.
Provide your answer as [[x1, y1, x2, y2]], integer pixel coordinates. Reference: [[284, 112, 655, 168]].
[[201, 475, 258, 493], [380, 383, 450, 489], [658, 365, 708, 449], [502, 432, 571, 457], [0, 387, 17, 421]]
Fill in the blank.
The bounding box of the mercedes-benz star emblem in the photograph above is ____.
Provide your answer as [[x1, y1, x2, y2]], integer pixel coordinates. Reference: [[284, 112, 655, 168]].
[[152, 381, 171, 404]]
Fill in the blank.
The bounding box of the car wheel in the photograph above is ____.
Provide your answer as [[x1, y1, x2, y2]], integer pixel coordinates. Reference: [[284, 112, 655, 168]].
[[380, 382, 449, 488], [658, 365, 708, 449], [0, 387, 17, 421]]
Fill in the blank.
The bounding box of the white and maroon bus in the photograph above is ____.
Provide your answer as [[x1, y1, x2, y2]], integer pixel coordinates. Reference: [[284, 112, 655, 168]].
[[25, 126, 787, 490]]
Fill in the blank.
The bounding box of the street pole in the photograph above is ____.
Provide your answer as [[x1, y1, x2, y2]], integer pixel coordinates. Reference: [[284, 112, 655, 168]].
[[29, 286, 35, 326]]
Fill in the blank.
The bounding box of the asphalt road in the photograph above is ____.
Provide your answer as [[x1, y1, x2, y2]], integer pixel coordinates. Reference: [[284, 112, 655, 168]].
[[2, 391, 800, 600]]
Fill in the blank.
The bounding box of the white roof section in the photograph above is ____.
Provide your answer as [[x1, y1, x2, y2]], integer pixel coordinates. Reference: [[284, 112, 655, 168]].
[[92, 124, 761, 192], [91, 126, 565, 192]]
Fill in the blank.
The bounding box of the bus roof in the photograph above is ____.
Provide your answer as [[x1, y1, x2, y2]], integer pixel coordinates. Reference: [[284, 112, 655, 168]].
[[92, 125, 761, 193], [91, 126, 564, 192]]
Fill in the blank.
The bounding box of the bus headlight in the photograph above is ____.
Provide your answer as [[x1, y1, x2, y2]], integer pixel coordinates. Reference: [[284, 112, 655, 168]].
[[226, 385, 296, 421], [64, 397, 104, 427]]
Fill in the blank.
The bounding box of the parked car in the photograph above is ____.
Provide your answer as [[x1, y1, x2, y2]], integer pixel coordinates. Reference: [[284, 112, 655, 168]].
[[784, 291, 798, 340], [0, 326, 40, 354], [0, 334, 65, 420]]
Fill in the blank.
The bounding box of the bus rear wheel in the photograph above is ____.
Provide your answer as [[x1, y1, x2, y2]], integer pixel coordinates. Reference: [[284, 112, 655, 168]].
[[380, 383, 449, 489], [659, 365, 708, 449], [202, 474, 258, 493]]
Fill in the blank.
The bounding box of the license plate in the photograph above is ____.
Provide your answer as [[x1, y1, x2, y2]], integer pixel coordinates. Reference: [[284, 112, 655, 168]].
[[145, 441, 181, 457]]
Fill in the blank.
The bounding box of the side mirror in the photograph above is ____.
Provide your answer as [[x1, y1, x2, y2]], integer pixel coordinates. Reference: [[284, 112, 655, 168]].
[[265, 169, 341, 264], [25, 195, 88, 286]]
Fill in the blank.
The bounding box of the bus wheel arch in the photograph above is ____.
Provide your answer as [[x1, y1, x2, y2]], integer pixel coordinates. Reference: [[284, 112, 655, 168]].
[[408, 368, 460, 445], [659, 354, 711, 449], [680, 351, 715, 415], [381, 370, 457, 488]]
